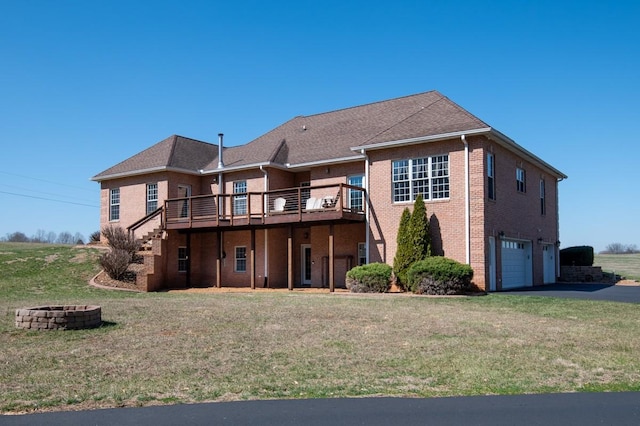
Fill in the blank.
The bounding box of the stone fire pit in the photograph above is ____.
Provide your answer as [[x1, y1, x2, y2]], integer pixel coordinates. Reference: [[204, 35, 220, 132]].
[[15, 305, 102, 330]]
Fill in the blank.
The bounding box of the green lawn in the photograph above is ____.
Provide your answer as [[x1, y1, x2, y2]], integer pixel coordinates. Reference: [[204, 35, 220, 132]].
[[595, 253, 640, 281], [2, 243, 640, 414]]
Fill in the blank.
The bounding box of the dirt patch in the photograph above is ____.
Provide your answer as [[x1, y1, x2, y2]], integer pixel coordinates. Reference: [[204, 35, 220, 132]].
[[69, 252, 88, 263], [616, 280, 640, 286], [44, 254, 59, 263]]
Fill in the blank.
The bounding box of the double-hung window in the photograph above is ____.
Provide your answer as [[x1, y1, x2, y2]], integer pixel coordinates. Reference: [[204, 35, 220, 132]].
[[146, 183, 158, 215], [392, 155, 449, 202], [516, 168, 526, 193], [348, 175, 364, 211], [109, 188, 120, 221], [235, 246, 247, 272], [233, 181, 247, 215], [540, 179, 546, 215], [178, 246, 188, 272], [487, 153, 496, 200], [357, 242, 367, 266]]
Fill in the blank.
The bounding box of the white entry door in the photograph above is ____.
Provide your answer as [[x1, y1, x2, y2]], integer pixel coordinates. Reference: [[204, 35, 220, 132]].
[[543, 244, 556, 284], [301, 244, 312, 286]]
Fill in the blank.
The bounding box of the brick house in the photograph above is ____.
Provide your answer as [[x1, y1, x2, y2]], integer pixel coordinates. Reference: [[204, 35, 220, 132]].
[[92, 91, 566, 291]]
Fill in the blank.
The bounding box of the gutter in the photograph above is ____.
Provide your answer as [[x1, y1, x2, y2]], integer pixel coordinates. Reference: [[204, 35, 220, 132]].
[[91, 166, 204, 182]]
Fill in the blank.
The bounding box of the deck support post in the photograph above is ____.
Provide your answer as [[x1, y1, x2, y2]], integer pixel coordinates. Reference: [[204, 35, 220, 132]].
[[186, 233, 191, 288], [329, 224, 335, 292], [288, 225, 293, 291], [216, 232, 222, 288], [250, 229, 256, 289]]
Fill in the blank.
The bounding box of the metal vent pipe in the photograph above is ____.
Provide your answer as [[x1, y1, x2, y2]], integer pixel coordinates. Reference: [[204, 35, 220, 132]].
[[217, 133, 224, 169]]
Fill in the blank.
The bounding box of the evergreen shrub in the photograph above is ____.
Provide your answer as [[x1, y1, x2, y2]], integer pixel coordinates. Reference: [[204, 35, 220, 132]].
[[559, 246, 594, 266], [406, 256, 474, 295], [346, 263, 392, 293]]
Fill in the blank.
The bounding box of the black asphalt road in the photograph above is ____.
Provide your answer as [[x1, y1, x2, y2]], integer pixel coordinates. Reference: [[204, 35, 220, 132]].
[[498, 282, 640, 303], [2, 393, 640, 425]]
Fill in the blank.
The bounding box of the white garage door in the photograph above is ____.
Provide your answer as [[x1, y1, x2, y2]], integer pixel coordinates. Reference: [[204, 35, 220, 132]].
[[501, 240, 532, 289]]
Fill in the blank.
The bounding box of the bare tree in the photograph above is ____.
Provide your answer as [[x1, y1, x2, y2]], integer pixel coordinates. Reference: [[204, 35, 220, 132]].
[[46, 231, 57, 244], [56, 231, 75, 245], [73, 232, 85, 245], [32, 229, 47, 243], [604, 243, 639, 254]]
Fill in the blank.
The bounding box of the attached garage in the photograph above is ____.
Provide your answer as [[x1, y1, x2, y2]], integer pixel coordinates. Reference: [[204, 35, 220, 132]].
[[501, 239, 532, 289]]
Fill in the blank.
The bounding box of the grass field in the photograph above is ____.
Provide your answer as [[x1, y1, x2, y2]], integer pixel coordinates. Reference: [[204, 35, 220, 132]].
[[2, 243, 640, 414], [595, 253, 640, 281]]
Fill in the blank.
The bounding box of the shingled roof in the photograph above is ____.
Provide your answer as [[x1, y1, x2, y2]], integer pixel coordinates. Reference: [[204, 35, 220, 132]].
[[95, 91, 562, 181], [92, 135, 219, 180], [209, 91, 488, 169]]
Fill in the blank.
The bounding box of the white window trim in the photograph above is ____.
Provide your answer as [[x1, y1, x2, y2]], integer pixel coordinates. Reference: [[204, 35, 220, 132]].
[[109, 188, 120, 221], [147, 183, 158, 215], [487, 153, 496, 200], [234, 246, 247, 273], [233, 180, 247, 215], [516, 167, 526, 193], [348, 175, 364, 211], [392, 155, 449, 203]]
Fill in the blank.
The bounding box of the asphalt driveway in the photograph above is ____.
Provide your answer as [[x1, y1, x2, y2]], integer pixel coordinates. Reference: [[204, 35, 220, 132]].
[[499, 282, 640, 303], [2, 393, 640, 426]]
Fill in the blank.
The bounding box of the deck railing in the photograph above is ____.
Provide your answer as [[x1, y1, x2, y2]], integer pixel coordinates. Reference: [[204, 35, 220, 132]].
[[164, 183, 365, 228]]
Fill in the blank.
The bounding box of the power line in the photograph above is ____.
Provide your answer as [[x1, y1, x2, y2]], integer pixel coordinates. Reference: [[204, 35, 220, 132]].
[[0, 183, 97, 203], [0, 170, 95, 192], [0, 190, 99, 208]]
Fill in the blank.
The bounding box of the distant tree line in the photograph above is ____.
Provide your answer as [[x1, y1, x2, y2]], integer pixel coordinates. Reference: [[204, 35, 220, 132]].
[[0, 230, 100, 245], [600, 243, 639, 254]]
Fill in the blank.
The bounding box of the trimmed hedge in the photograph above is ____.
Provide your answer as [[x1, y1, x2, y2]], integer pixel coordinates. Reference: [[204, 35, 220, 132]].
[[406, 256, 474, 295], [346, 263, 392, 293], [560, 246, 594, 267]]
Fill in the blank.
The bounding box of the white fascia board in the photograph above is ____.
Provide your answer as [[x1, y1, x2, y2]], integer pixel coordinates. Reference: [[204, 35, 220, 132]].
[[199, 162, 288, 175], [91, 166, 202, 182], [487, 129, 568, 180], [350, 128, 492, 152]]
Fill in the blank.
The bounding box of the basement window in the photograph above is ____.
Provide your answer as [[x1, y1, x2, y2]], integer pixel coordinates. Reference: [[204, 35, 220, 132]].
[[235, 246, 247, 273]]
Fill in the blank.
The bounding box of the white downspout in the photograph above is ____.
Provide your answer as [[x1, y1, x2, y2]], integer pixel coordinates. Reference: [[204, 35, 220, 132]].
[[361, 149, 370, 264], [217, 133, 225, 216], [461, 135, 471, 264], [260, 165, 269, 283]]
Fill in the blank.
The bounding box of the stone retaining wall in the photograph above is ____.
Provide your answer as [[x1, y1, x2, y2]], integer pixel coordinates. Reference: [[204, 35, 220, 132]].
[[15, 305, 102, 330], [559, 266, 605, 282]]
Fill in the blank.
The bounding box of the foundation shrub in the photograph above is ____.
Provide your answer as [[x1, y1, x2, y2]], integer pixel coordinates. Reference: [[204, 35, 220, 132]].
[[102, 225, 140, 257], [346, 263, 392, 293], [407, 256, 474, 295], [99, 249, 132, 280]]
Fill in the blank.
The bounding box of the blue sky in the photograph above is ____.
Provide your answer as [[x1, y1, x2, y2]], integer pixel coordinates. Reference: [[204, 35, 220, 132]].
[[1, 0, 638, 251]]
